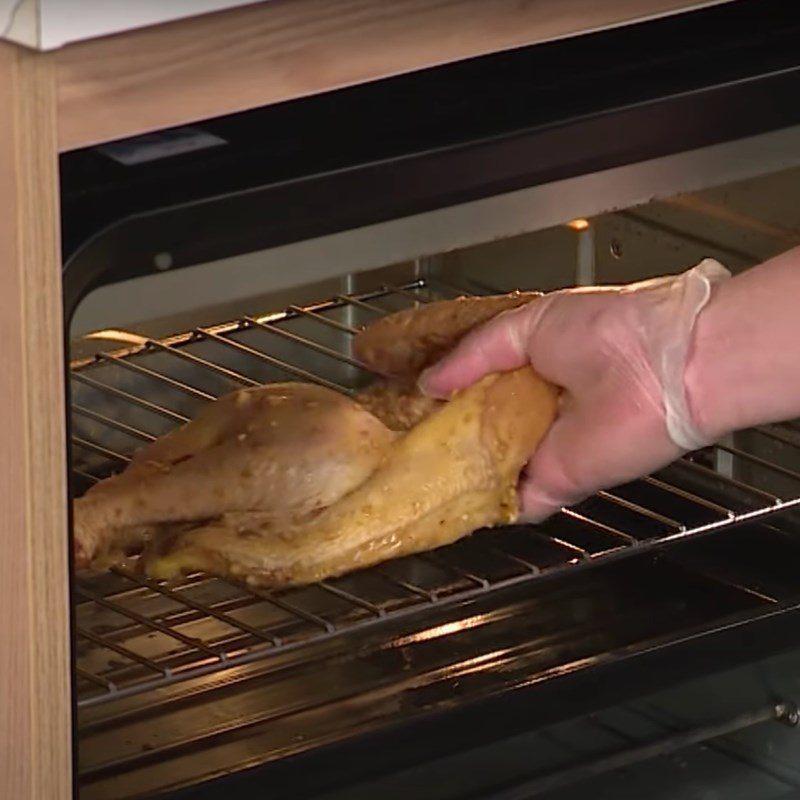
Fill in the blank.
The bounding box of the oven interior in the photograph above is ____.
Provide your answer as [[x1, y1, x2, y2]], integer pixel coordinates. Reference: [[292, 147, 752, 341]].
[[67, 145, 800, 799]]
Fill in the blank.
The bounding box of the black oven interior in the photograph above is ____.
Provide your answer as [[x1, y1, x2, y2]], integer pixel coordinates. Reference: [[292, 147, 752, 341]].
[[70, 270, 800, 799], [62, 2, 800, 798]]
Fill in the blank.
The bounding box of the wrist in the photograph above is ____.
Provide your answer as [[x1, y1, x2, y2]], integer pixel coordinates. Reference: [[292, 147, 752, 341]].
[[683, 307, 718, 444], [683, 274, 747, 443], [647, 259, 730, 451]]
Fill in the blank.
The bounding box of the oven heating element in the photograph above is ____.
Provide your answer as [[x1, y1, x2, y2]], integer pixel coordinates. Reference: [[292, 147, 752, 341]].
[[70, 279, 800, 709]]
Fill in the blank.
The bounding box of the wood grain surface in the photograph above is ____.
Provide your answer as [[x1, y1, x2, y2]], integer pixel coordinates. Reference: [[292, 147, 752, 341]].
[[0, 41, 72, 799], [55, 0, 724, 151]]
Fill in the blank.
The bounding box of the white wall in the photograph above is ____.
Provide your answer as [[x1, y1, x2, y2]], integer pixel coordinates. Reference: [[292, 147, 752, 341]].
[[0, 0, 264, 49]]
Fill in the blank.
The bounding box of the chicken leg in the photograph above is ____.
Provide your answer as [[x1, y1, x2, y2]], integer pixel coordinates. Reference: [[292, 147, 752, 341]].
[[74, 382, 396, 568]]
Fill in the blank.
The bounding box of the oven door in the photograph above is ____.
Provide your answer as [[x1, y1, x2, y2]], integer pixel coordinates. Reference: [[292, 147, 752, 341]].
[[173, 648, 800, 800]]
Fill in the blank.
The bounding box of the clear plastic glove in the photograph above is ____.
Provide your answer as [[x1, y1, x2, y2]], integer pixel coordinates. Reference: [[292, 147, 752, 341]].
[[419, 259, 730, 522]]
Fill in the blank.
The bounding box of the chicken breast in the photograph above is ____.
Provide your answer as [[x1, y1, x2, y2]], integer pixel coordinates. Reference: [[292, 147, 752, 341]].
[[145, 368, 558, 587]]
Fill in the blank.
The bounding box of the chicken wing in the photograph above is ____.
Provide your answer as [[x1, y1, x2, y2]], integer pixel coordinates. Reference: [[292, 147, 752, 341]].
[[145, 367, 558, 587]]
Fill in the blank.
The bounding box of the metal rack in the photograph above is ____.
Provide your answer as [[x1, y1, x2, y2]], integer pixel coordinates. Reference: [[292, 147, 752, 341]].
[[70, 280, 800, 708]]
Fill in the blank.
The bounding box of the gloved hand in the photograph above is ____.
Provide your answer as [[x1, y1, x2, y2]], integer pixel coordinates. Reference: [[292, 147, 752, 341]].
[[419, 259, 731, 522]]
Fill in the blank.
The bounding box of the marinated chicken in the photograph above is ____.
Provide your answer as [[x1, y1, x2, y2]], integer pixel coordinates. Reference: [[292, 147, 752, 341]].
[[74, 291, 555, 587], [146, 368, 557, 586]]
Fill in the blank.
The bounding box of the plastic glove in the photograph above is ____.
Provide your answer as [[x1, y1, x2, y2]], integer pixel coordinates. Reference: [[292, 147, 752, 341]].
[[418, 259, 730, 522]]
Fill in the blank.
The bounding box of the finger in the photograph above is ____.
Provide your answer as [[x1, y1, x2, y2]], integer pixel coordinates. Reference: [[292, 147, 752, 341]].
[[418, 304, 536, 398], [516, 476, 565, 524], [515, 410, 589, 522]]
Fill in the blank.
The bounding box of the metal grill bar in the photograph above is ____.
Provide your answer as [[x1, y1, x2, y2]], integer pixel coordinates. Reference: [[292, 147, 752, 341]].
[[375, 568, 437, 600], [536, 531, 590, 560], [642, 475, 733, 517], [753, 425, 800, 449], [71, 372, 191, 423], [381, 284, 433, 303], [113, 568, 281, 646], [243, 316, 369, 370], [77, 626, 169, 677], [73, 405, 157, 443], [249, 589, 335, 633], [561, 509, 637, 545], [98, 353, 216, 401], [287, 304, 359, 334], [146, 572, 333, 641], [74, 468, 100, 484], [148, 339, 260, 387], [75, 586, 222, 659], [198, 326, 348, 392], [716, 443, 800, 483], [73, 437, 131, 464], [77, 667, 114, 690], [70, 278, 800, 707], [487, 546, 541, 574], [679, 457, 781, 502], [318, 582, 385, 617], [335, 294, 387, 314], [421, 551, 490, 589], [597, 491, 685, 531]]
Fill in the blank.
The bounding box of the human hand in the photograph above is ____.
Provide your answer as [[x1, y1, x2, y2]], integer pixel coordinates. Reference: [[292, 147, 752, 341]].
[[419, 260, 730, 522]]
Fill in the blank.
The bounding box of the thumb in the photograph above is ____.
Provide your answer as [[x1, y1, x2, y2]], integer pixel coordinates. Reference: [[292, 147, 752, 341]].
[[418, 303, 537, 398]]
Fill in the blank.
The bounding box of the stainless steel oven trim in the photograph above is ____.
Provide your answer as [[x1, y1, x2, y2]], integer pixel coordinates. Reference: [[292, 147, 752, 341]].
[[72, 124, 800, 338]]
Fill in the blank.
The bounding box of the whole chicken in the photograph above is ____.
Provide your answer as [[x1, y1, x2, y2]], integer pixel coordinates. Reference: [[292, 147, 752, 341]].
[[73, 292, 557, 587], [147, 368, 556, 585]]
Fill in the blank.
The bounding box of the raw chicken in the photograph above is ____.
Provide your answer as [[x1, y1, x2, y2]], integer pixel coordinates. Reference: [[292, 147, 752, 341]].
[[73, 290, 555, 587], [145, 368, 557, 586]]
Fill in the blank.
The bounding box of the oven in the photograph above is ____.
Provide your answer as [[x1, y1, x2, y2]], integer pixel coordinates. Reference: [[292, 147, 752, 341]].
[[62, 1, 800, 797]]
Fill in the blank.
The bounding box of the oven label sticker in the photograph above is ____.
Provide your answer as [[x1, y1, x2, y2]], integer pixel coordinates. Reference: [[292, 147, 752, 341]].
[[95, 127, 227, 166]]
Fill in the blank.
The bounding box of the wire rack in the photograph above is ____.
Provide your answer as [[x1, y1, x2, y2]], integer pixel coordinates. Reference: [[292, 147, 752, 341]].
[[70, 279, 800, 708]]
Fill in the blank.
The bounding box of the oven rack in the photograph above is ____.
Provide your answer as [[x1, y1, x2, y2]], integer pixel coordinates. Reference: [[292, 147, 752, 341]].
[[70, 280, 800, 707]]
